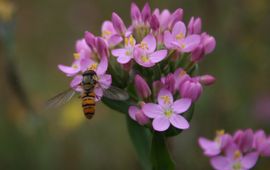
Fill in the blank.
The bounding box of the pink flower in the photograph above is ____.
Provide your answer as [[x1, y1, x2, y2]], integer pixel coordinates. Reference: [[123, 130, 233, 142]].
[[253, 130, 270, 157], [112, 35, 136, 64], [101, 21, 122, 47], [142, 89, 191, 131], [188, 17, 202, 35], [129, 105, 149, 125], [180, 77, 203, 102], [134, 34, 167, 67], [211, 144, 259, 170], [199, 130, 232, 156], [191, 32, 216, 62], [233, 129, 254, 153], [174, 68, 190, 91], [160, 73, 175, 93], [69, 56, 111, 101], [135, 74, 151, 99], [153, 8, 171, 31], [164, 21, 201, 52]]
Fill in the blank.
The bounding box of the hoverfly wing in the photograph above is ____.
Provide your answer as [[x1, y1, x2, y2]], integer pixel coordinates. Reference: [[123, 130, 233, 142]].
[[103, 86, 129, 101], [46, 88, 78, 109]]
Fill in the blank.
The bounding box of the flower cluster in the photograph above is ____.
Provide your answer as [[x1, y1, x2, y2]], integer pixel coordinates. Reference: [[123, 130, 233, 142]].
[[58, 2, 216, 132], [199, 129, 270, 170]]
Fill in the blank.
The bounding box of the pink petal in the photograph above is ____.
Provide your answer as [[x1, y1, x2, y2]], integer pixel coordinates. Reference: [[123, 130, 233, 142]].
[[141, 34, 156, 53], [58, 64, 80, 76], [172, 21, 186, 37], [96, 56, 108, 75], [210, 156, 230, 170], [181, 35, 201, 52], [169, 114, 189, 129], [80, 55, 91, 72], [128, 106, 139, 121], [142, 103, 163, 118], [112, 48, 127, 57], [149, 50, 167, 63], [76, 38, 91, 53], [241, 152, 259, 169], [102, 21, 115, 36], [152, 116, 170, 131], [98, 74, 112, 89], [199, 138, 221, 156], [70, 75, 83, 88], [158, 89, 173, 107], [164, 31, 174, 49], [108, 35, 123, 47], [117, 55, 132, 64], [94, 87, 103, 101], [172, 98, 192, 114]]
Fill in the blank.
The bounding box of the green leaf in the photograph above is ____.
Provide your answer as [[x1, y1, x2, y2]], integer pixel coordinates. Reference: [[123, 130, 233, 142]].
[[126, 116, 152, 170], [102, 98, 133, 114], [151, 132, 175, 170]]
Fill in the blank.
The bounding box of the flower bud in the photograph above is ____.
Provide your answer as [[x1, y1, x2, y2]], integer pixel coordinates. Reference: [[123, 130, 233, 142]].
[[150, 14, 160, 31], [84, 31, 96, 50], [188, 17, 202, 34], [191, 45, 204, 62], [141, 3, 151, 23], [169, 8, 183, 29], [111, 12, 126, 35], [180, 78, 203, 102], [128, 105, 149, 125], [135, 75, 151, 99], [96, 37, 109, 57], [161, 73, 175, 93], [201, 33, 216, 54], [199, 75, 216, 86], [131, 2, 141, 24]]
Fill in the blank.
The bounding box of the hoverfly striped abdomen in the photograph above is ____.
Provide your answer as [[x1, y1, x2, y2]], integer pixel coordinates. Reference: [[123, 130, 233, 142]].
[[81, 70, 98, 119], [81, 91, 96, 119]]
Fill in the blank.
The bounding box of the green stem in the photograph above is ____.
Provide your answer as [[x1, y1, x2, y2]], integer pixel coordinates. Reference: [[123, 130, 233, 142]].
[[151, 132, 175, 170]]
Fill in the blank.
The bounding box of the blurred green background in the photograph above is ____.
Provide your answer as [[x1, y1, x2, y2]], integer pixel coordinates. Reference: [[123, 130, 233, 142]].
[[1, 0, 270, 169]]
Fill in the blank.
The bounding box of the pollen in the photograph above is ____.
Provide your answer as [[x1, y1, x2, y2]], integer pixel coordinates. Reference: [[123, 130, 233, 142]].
[[141, 55, 149, 63], [216, 129, 225, 136], [164, 109, 173, 117], [176, 33, 184, 40], [179, 70, 187, 77], [72, 64, 78, 69], [73, 53, 80, 60], [180, 43, 186, 49], [161, 95, 171, 104], [89, 63, 98, 70], [233, 150, 242, 160], [102, 30, 111, 37], [125, 50, 131, 56], [139, 41, 149, 50]]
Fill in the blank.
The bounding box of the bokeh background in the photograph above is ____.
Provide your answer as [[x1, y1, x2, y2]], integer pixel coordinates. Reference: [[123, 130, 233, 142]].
[[1, 0, 270, 169]]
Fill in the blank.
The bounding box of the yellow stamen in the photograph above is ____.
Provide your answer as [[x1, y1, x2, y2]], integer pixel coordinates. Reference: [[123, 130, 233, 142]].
[[141, 55, 149, 63], [102, 30, 111, 37], [233, 150, 242, 160], [216, 130, 225, 136], [179, 70, 187, 77], [125, 50, 131, 56], [73, 53, 80, 60], [161, 95, 171, 104], [233, 162, 242, 170], [164, 109, 173, 117], [176, 33, 184, 40], [180, 43, 186, 49], [129, 35, 135, 46], [139, 41, 149, 50], [72, 64, 78, 69], [89, 63, 98, 71]]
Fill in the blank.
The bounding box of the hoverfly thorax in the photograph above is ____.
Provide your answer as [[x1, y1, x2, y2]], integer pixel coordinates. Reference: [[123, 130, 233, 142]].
[[82, 70, 98, 91]]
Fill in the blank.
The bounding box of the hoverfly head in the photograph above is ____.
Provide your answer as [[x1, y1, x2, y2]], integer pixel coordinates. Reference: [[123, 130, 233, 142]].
[[82, 70, 98, 85]]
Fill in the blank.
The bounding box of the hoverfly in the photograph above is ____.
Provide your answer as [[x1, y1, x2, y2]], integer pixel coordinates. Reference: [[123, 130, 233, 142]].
[[46, 70, 129, 119]]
